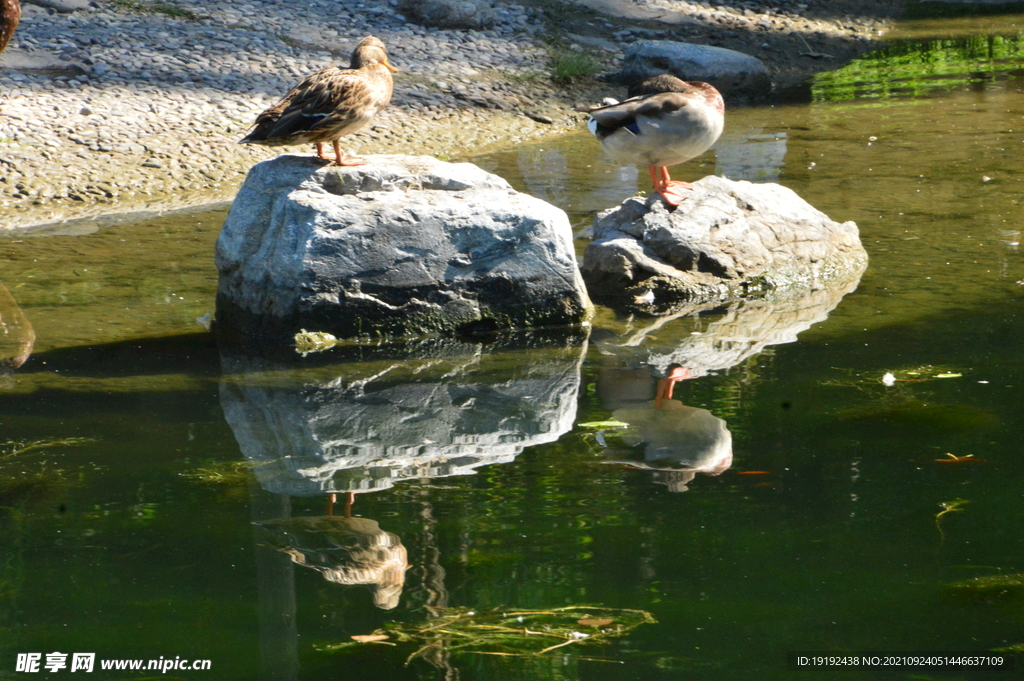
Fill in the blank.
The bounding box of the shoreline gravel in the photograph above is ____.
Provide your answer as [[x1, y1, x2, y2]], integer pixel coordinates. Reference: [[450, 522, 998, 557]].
[[0, 0, 904, 230]]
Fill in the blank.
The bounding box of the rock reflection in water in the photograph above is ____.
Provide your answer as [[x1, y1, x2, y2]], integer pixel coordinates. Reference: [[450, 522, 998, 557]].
[[715, 128, 788, 183], [600, 274, 862, 378], [257, 497, 407, 610], [232, 336, 584, 622], [220, 337, 586, 496], [515, 145, 641, 216], [518, 147, 570, 207]]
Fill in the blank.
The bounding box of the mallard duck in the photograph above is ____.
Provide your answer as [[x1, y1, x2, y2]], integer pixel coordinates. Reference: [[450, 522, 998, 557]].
[[583, 75, 724, 206], [0, 0, 20, 55], [240, 35, 397, 166]]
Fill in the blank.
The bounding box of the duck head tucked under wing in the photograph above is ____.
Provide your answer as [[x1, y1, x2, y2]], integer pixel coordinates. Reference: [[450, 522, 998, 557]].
[[241, 35, 397, 166], [583, 76, 724, 206]]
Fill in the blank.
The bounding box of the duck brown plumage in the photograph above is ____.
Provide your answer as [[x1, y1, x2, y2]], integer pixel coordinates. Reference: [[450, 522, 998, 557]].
[[0, 0, 20, 55], [240, 35, 396, 166]]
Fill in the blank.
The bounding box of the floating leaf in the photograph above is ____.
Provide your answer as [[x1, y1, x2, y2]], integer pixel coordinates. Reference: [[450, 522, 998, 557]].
[[936, 453, 979, 463], [577, 420, 629, 429], [351, 634, 390, 643], [577, 618, 613, 626], [936, 373, 962, 378]]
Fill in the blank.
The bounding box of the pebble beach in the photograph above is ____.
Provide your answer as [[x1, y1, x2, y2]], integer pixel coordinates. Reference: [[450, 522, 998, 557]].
[[0, 0, 903, 229]]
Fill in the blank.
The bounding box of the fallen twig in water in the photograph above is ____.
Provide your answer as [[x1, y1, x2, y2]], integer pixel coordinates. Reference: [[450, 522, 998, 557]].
[[318, 605, 656, 664]]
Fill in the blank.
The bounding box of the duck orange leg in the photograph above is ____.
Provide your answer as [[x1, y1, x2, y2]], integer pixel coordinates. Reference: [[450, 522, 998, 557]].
[[654, 365, 694, 408], [332, 139, 365, 166], [648, 165, 693, 207], [314, 141, 365, 165]]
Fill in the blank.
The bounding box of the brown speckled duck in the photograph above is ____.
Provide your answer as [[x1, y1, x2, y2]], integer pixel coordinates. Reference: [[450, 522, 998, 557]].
[[583, 74, 724, 207], [0, 0, 20, 55], [241, 36, 397, 166]]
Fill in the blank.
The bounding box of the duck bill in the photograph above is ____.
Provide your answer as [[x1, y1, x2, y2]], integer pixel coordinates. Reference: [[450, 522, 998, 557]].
[[384, 60, 398, 73]]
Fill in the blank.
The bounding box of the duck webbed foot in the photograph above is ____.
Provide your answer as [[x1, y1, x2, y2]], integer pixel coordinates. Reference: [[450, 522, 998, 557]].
[[649, 166, 692, 207], [314, 142, 366, 165]]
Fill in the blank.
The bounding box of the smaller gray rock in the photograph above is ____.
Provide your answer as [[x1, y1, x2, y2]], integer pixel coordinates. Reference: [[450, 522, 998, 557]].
[[23, 0, 90, 11], [582, 175, 867, 305], [398, 0, 494, 29], [612, 40, 772, 104]]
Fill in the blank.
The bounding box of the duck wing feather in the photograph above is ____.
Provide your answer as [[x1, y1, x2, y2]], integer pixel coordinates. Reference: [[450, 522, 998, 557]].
[[243, 67, 385, 142], [586, 92, 693, 139]]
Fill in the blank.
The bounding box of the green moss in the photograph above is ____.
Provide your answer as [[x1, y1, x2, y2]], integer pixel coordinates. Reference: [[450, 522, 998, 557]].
[[947, 574, 1024, 603], [548, 48, 602, 82], [0, 472, 69, 510], [0, 438, 95, 510], [109, 0, 198, 19], [180, 459, 255, 486], [294, 329, 340, 356], [835, 402, 997, 431], [992, 643, 1024, 653], [906, 1, 1024, 19], [814, 33, 1024, 102]]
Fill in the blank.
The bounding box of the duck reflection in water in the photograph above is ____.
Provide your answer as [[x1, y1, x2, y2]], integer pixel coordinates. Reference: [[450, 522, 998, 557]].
[[606, 365, 733, 492], [256, 492, 409, 609]]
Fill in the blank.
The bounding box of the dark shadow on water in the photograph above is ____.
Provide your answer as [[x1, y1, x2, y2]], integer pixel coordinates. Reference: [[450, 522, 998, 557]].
[[14, 332, 220, 378], [907, 1, 1024, 19]]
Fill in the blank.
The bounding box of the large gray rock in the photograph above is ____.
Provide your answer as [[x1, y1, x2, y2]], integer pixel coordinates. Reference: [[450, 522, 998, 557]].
[[582, 175, 867, 305], [398, 0, 494, 29], [613, 40, 772, 104], [216, 154, 592, 340], [219, 339, 585, 496]]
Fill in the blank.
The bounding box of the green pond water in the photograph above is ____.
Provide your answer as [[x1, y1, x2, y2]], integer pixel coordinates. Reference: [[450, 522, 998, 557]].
[[3, 12, 1024, 681]]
